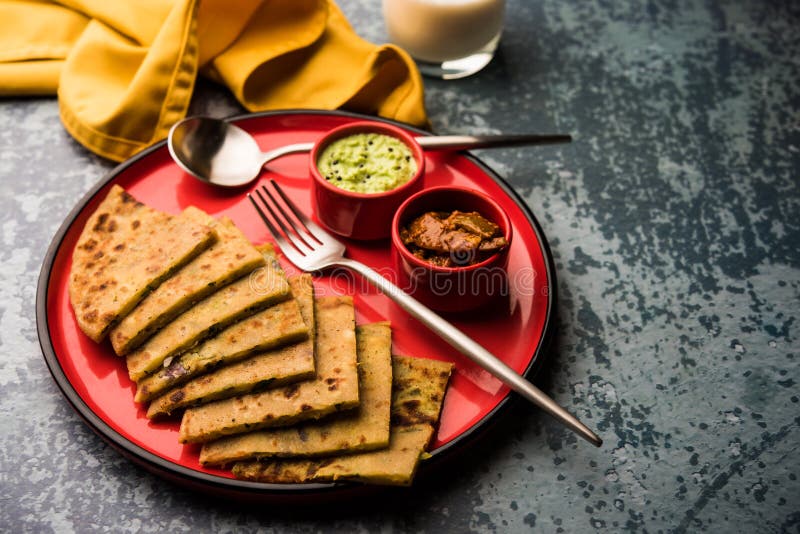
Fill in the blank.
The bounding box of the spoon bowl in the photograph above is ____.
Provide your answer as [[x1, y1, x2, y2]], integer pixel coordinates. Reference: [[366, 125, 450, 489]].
[[168, 117, 313, 187], [168, 115, 571, 188]]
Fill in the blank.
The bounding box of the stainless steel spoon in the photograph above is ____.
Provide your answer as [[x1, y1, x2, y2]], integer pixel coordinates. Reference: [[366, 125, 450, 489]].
[[168, 116, 572, 187]]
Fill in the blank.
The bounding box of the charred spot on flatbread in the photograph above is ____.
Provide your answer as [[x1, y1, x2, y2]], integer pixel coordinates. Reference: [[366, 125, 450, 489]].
[[389, 356, 453, 427]]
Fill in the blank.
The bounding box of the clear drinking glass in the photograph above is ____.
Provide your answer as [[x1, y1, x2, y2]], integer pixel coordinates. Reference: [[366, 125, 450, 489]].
[[382, 0, 506, 80]]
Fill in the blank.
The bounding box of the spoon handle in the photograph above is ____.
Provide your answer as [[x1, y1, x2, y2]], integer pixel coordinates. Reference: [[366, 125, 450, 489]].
[[415, 134, 572, 151], [261, 142, 314, 165], [259, 134, 571, 167]]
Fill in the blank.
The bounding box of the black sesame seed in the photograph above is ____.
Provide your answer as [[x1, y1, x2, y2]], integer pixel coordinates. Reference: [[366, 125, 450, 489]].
[[388, 147, 393, 152]]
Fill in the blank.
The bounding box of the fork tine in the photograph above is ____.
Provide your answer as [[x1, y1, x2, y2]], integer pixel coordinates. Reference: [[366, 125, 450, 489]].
[[251, 188, 311, 256], [269, 180, 325, 245], [258, 185, 315, 251], [248, 192, 308, 268], [254, 187, 312, 254], [247, 193, 283, 244]]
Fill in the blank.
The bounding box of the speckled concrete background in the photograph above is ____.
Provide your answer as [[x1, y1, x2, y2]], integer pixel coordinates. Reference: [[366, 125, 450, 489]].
[[1, 0, 798, 532]]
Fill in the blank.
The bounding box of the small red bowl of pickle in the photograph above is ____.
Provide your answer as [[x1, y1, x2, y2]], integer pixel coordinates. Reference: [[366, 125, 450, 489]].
[[390, 186, 513, 312]]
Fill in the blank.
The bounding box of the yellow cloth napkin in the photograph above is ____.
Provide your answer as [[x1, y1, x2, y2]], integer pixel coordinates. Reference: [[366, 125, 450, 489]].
[[0, 0, 427, 161]]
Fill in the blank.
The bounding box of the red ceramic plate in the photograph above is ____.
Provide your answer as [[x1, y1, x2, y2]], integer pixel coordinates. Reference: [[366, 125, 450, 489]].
[[36, 110, 556, 500]]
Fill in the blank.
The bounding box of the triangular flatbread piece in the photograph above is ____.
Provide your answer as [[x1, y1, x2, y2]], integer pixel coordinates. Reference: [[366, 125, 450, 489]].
[[178, 296, 360, 444], [109, 209, 264, 355], [199, 322, 392, 465], [69, 185, 216, 342], [125, 251, 291, 382], [143, 275, 316, 416], [390, 355, 452, 427], [229, 355, 453, 486], [232, 425, 433, 486]]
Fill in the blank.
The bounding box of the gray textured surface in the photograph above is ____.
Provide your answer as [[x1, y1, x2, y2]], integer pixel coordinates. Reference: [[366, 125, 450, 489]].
[[2, 0, 798, 532]]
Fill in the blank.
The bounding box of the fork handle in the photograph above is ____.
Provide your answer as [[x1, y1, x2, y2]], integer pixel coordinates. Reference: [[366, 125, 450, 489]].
[[337, 258, 602, 447]]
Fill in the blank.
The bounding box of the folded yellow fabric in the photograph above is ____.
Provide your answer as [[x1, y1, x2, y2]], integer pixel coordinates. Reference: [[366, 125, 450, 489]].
[[0, 0, 428, 162]]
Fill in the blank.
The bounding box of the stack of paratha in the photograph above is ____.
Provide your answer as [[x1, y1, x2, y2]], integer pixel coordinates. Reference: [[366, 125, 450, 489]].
[[68, 186, 453, 486]]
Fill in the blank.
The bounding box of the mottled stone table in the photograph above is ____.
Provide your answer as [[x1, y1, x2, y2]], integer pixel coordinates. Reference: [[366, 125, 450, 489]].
[[2, 1, 798, 532]]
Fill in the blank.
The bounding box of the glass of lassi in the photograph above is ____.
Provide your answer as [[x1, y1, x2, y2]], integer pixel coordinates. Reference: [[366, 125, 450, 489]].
[[382, 0, 506, 79]]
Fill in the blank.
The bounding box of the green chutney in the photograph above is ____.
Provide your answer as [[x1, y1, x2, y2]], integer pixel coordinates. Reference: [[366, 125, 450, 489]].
[[316, 133, 418, 194]]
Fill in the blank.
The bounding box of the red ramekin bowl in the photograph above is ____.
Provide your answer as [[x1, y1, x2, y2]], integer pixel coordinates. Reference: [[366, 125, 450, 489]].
[[391, 186, 513, 313], [310, 121, 425, 240]]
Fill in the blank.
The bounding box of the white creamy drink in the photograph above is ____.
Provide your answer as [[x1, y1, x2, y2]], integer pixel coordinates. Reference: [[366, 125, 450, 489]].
[[383, 0, 506, 64]]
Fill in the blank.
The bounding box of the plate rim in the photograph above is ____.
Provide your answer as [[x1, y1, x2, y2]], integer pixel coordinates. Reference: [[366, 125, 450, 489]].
[[35, 109, 557, 499]]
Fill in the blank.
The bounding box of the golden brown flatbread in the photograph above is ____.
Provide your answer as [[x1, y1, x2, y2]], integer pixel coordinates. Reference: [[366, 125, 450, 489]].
[[199, 322, 392, 465], [68, 185, 217, 342], [147, 342, 316, 419], [227, 354, 453, 485], [143, 275, 316, 415], [232, 424, 434, 486], [125, 257, 291, 381], [178, 296, 360, 444], [390, 356, 453, 426], [109, 209, 264, 355]]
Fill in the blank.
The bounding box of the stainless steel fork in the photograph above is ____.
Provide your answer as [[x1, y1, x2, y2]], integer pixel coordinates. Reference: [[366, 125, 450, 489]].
[[248, 180, 602, 447]]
